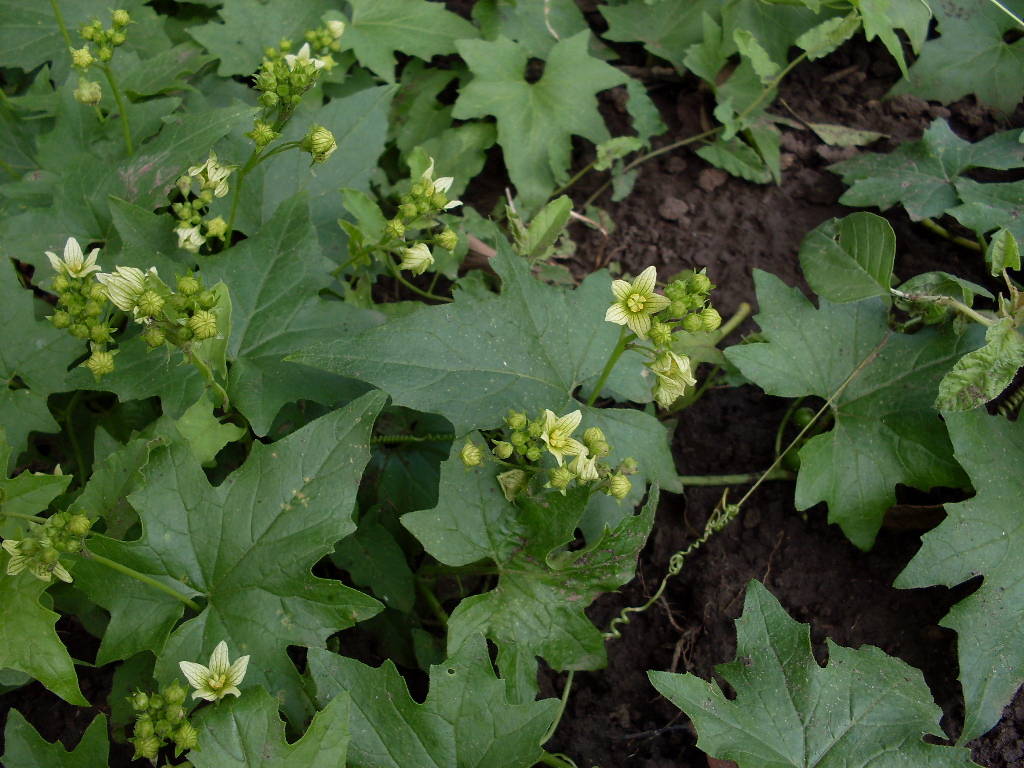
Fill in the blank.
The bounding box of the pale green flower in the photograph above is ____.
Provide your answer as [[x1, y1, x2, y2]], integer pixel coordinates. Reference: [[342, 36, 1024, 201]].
[[46, 237, 102, 279], [399, 243, 435, 276], [326, 19, 346, 39], [96, 266, 151, 312], [539, 409, 586, 466], [3, 540, 73, 583], [649, 350, 697, 409], [179, 640, 249, 702], [188, 151, 234, 197], [285, 42, 326, 71], [421, 158, 461, 209], [569, 451, 600, 483], [175, 224, 206, 253], [497, 469, 529, 502], [605, 266, 671, 340]]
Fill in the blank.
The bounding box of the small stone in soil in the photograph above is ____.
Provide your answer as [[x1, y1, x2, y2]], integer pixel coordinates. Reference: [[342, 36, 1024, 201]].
[[698, 168, 728, 192], [658, 197, 691, 221]]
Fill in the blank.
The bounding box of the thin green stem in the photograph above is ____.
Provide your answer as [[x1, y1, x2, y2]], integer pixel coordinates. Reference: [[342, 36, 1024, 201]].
[[920, 218, 983, 252], [536, 753, 578, 768], [384, 256, 453, 303], [415, 577, 449, 628], [715, 301, 751, 340], [371, 433, 455, 445], [891, 288, 998, 327], [552, 160, 596, 197], [587, 326, 634, 406], [0, 157, 21, 180], [541, 670, 575, 744], [676, 469, 794, 486], [86, 550, 202, 611], [2, 512, 48, 524], [417, 560, 499, 578], [189, 351, 230, 410], [223, 142, 300, 246], [50, 0, 74, 48], [99, 63, 132, 156]]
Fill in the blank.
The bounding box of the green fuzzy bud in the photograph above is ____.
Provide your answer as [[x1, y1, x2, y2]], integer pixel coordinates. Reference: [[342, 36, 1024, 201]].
[[136, 290, 165, 316], [509, 430, 527, 447], [154, 718, 173, 738], [384, 218, 406, 240], [74, 79, 102, 105], [690, 272, 713, 294], [247, 119, 280, 148], [199, 188, 215, 205], [134, 714, 154, 738], [416, 198, 433, 216], [664, 280, 688, 302], [52, 274, 71, 293], [169, 295, 189, 312], [83, 300, 104, 317], [300, 124, 337, 163], [436, 228, 458, 252], [205, 216, 228, 239], [148, 693, 164, 710], [142, 325, 166, 348], [259, 91, 280, 108], [197, 290, 218, 310], [80, 23, 95, 41], [112, 9, 130, 27], [130, 691, 150, 711], [163, 680, 186, 706], [525, 446, 542, 462], [607, 473, 631, 500], [177, 275, 200, 296], [458, 439, 483, 468], [70, 46, 94, 69], [582, 427, 605, 450], [97, 45, 113, 62], [590, 440, 611, 459], [176, 325, 195, 342], [132, 733, 160, 762], [681, 313, 703, 333], [491, 441, 513, 460], [506, 411, 528, 431], [89, 283, 107, 301], [429, 192, 448, 210], [700, 307, 721, 332], [189, 310, 218, 340], [51, 310, 72, 329], [67, 514, 92, 537], [279, 38, 292, 53], [173, 721, 200, 755], [410, 180, 429, 197], [70, 323, 91, 339], [109, 30, 126, 46], [85, 349, 116, 377], [40, 547, 61, 565], [548, 466, 573, 490], [89, 324, 113, 343], [649, 320, 674, 347], [398, 202, 419, 220], [619, 457, 639, 475], [667, 299, 688, 318]]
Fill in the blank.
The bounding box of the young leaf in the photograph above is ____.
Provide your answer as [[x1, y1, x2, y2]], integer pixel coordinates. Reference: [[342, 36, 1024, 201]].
[[896, 411, 1024, 743], [601, 0, 722, 73], [473, 0, 590, 58], [935, 318, 1024, 411], [889, 0, 1024, 113], [190, 688, 351, 768], [795, 14, 861, 60], [733, 29, 779, 83], [453, 31, 627, 210], [0, 429, 71, 534], [308, 633, 560, 767], [986, 228, 1021, 275], [72, 392, 387, 721], [523, 195, 573, 261], [405, 453, 657, 699], [174, 393, 247, 465], [798, 213, 895, 303], [1, 710, 108, 768], [830, 120, 1024, 220], [949, 178, 1024, 244], [649, 580, 978, 768], [725, 271, 977, 550], [696, 136, 772, 184], [339, 0, 480, 82], [0, 570, 88, 706]]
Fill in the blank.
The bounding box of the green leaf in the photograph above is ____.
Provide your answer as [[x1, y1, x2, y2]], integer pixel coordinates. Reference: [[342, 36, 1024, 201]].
[[340, 0, 480, 82], [332, 512, 415, 612], [987, 228, 1021, 275], [0, 258, 82, 467], [733, 29, 779, 83], [805, 122, 886, 147], [889, 0, 1024, 113], [896, 411, 1024, 742], [649, 580, 978, 768], [522, 195, 573, 260], [405, 455, 657, 698], [453, 32, 627, 210], [798, 213, 895, 303], [188, 0, 336, 76], [0, 569, 87, 706], [935, 318, 1024, 411], [600, 0, 722, 73], [1, 710, 108, 768], [725, 271, 977, 549], [0, 430, 71, 538], [174, 393, 247, 465], [795, 14, 862, 60], [73, 393, 387, 720], [696, 136, 772, 184], [830, 120, 1024, 220], [625, 78, 667, 146], [190, 688, 350, 768], [949, 178, 1024, 244], [309, 633, 559, 767], [116, 42, 217, 98], [291, 236, 681, 499], [473, 0, 589, 58]]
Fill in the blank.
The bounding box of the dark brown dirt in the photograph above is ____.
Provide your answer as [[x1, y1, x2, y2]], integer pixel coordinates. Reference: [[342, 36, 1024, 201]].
[[3, 23, 1023, 768]]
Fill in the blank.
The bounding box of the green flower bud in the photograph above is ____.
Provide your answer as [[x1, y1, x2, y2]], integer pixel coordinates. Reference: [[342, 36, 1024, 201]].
[[51, 310, 72, 329], [164, 680, 187, 706], [170, 294, 190, 312], [142, 325, 166, 348], [398, 243, 434, 276], [199, 188, 215, 205], [40, 547, 61, 564], [279, 38, 292, 53], [491, 441, 513, 460], [607, 473, 631, 500], [259, 91, 280, 109], [509, 430, 527, 447], [700, 307, 722, 332], [300, 124, 337, 164], [148, 693, 164, 710], [134, 714, 155, 738], [619, 457, 639, 475], [80, 23, 95, 41], [189, 310, 218, 340], [154, 718, 173, 738], [70, 46, 94, 69], [690, 273, 713, 294], [205, 216, 228, 239], [384, 218, 406, 240], [436, 228, 458, 252], [89, 283, 108, 301], [664, 280, 688, 302], [136, 290, 165, 316], [458, 439, 483, 468], [416, 198, 433, 215], [109, 30, 126, 46], [130, 691, 150, 711], [85, 349, 116, 377], [112, 9, 130, 27], [70, 323, 91, 339], [74, 79, 102, 106], [681, 313, 703, 333], [668, 299, 689, 318], [506, 411, 528, 431], [89, 324, 113, 343], [67, 514, 92, 537], [582, 427, 605, 450], [548, 465, 574, 490], [525, 446, 542, 463], [590, 440, 611, 459], [132, 733, 161, 762], [198, 290, 218, 310], [177, 275, 200, 296], [52, 274, 71, 293], [247, 119, 280, 148], [173, 721, 200, 755], [83, 300, 104, 317], [497, 469, 528, 502], [97, 45, 113, 62], [398, 202, 419, 220], [326, 19, 346, 38], [410, 180, 429, 197], [649, 320, 674, 347], [429, 192, 448, 211]]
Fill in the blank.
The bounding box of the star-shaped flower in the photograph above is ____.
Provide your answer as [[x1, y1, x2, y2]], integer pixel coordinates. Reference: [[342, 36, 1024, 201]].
[[421, 158, 462, 209], [179, 641, 249, 702], [605, 266, 671, 340], [399, 243, 435, 276], [46, 237, 102, 279], [539, 409, 587, 466], [96, 266, 151, 312], [649, 350, 697, 409], [285, 42, 326, 72]]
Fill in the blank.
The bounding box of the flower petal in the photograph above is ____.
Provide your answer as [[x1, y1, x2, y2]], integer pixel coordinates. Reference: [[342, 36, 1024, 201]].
[[627, 311, 652, 340], [605, 304, 629, 325], [63, 237, 84, 268], [633, 265, 658, 296], [555, 410, 582, 434], [645, 293, 671, 314], [610, 279, 633, 301], [209, 641, 231, 676], [226, 654, 250, 687], [179, 660, 210, 690], [433, 176, 454, 194], [45, 251, 62, 273]]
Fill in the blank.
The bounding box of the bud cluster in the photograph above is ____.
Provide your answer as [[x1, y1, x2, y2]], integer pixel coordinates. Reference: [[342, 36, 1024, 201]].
[[382, 159, 462, 279], [172, 152, 236, 253], [71, 9, 131, 105], [460, 410, 637, 503], [2, 511, 93, 584], [128, 680, 200, 761]]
